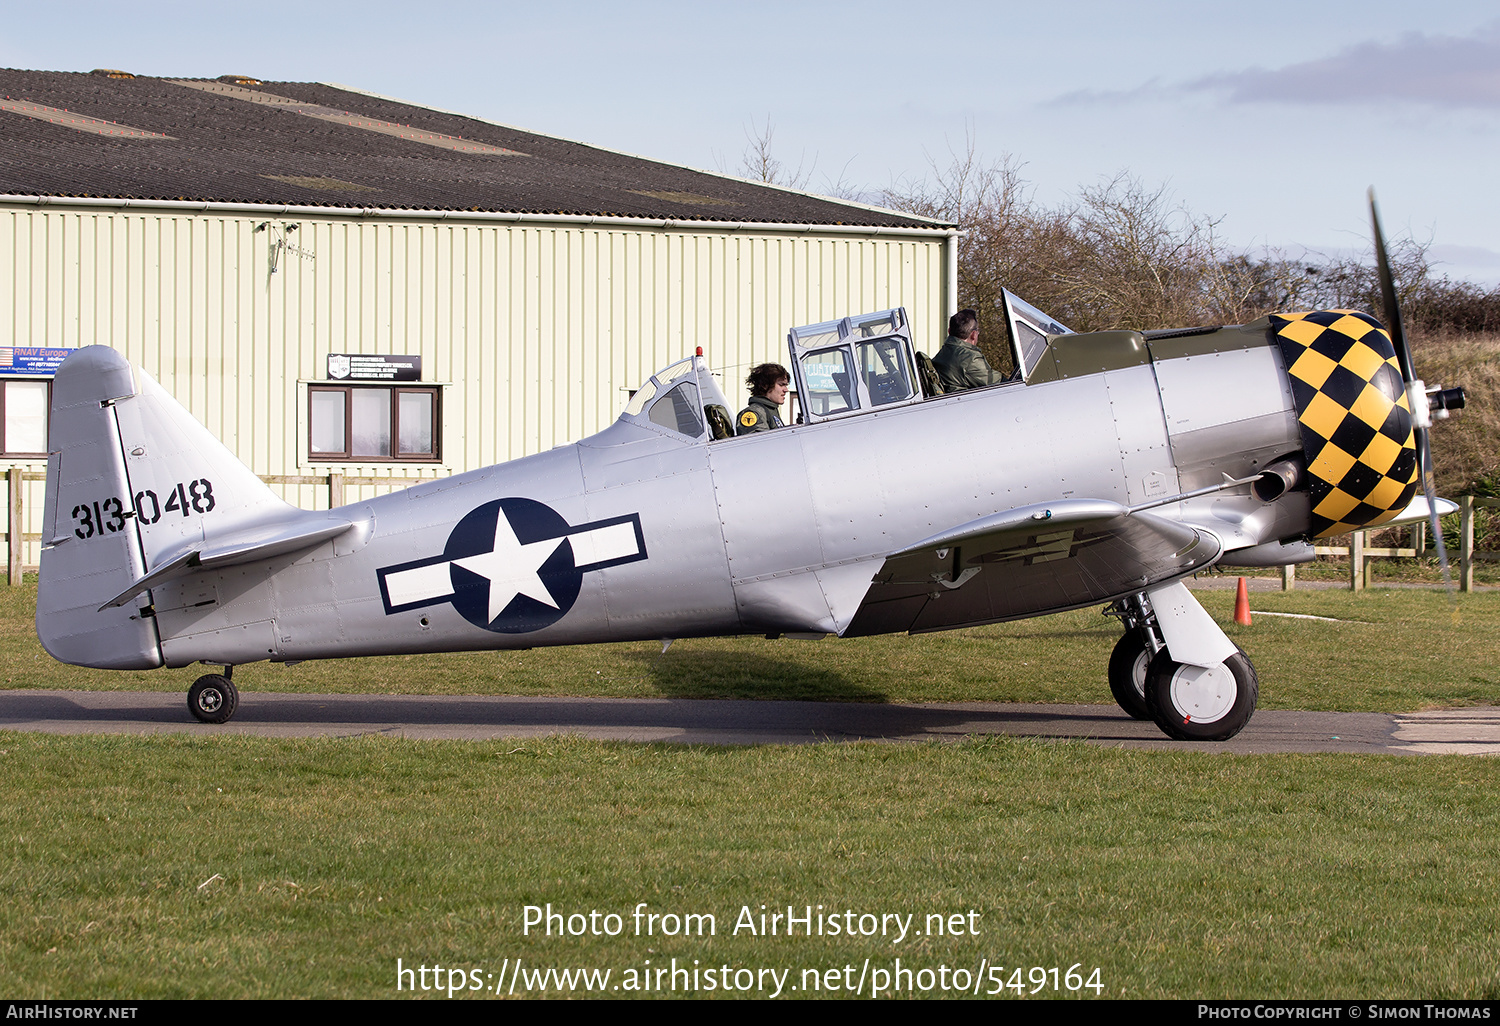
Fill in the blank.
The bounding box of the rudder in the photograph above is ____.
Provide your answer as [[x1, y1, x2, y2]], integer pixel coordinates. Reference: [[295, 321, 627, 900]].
[[38, 348, 160, 668]]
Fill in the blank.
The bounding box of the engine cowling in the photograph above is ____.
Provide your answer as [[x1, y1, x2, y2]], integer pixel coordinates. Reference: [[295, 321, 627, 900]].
[[1270, 310, 1418, 539]]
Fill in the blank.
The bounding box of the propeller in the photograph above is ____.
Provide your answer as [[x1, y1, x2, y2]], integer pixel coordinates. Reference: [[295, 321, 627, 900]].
[[1368, 189, 1464, 601]]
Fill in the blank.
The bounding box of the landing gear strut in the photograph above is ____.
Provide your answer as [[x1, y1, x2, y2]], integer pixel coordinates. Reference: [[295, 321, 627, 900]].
[[1105, 594, 1161, 721], [1107, 589, 1257, 741], [188, 665, 238, 724]]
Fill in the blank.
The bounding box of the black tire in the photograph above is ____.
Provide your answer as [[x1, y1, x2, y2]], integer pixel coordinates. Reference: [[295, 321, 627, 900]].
[[188, 674, 238, 724], [1143, 649, 1257, 742], [1107, 632, 1153, 720]]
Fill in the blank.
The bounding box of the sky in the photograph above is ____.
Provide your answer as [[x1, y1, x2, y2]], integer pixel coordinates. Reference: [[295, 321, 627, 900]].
[[3, 0, 1497, 284]]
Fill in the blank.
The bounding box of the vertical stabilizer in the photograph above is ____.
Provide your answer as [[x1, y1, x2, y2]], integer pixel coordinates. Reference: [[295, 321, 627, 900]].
[[37, 347, 303, 669]]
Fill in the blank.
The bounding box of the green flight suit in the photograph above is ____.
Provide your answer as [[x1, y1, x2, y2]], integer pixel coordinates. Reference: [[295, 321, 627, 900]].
[[932, 335, 1004, 393], [736, 395, 784, 435]]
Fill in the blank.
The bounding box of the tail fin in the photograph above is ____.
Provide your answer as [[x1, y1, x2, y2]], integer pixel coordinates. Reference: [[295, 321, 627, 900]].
[[38, 347, 347, 669]]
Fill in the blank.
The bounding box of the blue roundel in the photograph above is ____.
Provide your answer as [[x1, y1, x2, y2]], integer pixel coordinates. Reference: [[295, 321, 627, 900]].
[[443, 498, 584, 633]]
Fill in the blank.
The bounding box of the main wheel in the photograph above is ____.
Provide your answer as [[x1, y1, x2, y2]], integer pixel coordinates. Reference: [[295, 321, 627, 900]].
[[1143, 649, 1257, 741], [1107, 631, 1152, 720], [188, 674, 238, 724]]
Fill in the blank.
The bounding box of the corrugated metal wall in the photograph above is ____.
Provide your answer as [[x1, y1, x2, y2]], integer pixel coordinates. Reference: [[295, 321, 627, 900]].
[[0, 203, 948, 563]]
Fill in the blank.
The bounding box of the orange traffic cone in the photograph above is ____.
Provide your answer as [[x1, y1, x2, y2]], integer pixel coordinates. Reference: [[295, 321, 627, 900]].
[[1234, 577, 1252, 626]]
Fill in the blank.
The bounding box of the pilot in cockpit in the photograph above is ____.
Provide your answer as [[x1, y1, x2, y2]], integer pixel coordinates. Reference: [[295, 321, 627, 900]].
[[736, 363, 790, 435]]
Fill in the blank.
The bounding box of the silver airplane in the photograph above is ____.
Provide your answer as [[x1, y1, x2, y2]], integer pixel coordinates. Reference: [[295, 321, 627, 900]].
[[34, 205, 1464, 741]]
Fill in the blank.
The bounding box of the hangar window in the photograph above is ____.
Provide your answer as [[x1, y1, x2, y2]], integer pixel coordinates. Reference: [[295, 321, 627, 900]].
[[309, 385, 440, 462], [0, 380, 49, 457]]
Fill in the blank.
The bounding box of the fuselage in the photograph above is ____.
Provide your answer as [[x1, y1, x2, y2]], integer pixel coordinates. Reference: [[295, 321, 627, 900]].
[[147, 327, 1302, 666]]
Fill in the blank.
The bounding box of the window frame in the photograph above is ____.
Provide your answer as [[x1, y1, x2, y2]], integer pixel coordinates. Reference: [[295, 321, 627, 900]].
[[0, 378, 52, 458], [307, 383, 441, 463]]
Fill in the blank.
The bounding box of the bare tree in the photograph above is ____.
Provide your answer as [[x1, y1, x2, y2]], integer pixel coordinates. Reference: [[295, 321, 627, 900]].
[[1041, 173, 1292, 330], [885, 143, 1318, 335], [882, 133, 1043, 368], [731, 116, 814, 189]]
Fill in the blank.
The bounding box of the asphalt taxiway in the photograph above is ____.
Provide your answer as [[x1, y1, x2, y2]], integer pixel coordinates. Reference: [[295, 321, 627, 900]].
[[1, 690, 1496, 755]]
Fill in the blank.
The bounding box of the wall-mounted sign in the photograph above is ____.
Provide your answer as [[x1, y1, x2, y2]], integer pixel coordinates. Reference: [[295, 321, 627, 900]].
[[0, 347, 73, 375], [327, 354, 421, 381]]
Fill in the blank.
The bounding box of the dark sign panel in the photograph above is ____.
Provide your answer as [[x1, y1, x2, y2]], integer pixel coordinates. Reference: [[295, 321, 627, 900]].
[[0, 347, 74, 375], [326, 354, 421, 381]]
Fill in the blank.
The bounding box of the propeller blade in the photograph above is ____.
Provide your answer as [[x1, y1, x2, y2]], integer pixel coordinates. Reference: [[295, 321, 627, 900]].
[[1369, 188, 1455, 606], [1419, 430, 1455, 599], [1368, 188, 1416, 384]]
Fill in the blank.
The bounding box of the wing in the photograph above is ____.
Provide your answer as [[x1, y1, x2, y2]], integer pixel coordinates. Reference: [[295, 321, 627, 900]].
[[840, 499, 1222, 637]]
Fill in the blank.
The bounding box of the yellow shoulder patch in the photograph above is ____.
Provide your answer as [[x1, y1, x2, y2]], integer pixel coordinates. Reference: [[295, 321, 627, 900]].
[[740, 411, 758, 427]]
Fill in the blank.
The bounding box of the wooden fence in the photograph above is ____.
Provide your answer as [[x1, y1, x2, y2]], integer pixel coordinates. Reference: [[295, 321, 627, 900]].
[[5, 471, 1496, 591], [1282, 494, 1498, 593]]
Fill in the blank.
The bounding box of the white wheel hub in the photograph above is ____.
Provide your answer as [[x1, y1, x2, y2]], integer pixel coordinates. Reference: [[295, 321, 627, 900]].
[[1168, 661, 1236, 724], [1130, 651, 1149, 699]]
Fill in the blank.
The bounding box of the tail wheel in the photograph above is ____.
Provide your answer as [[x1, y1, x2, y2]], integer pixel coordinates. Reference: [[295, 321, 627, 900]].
[[1107, 632, 1152, 720], [188, 674, 238, 724], [1144, 649, 1257, 742]]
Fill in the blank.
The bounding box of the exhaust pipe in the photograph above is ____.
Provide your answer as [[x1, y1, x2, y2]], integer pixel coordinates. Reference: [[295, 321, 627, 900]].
[[1253, 458, 1303, 502]]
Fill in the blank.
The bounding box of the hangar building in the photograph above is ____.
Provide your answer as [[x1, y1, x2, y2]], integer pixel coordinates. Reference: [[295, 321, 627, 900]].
[[0, 68, 956, 570]]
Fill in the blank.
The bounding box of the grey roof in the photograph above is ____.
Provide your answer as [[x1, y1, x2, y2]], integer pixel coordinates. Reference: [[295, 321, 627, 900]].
[[0, 69, 950, 229]]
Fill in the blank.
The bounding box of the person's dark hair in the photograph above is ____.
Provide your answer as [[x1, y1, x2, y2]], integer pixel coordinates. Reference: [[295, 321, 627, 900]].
[[948, 309, 978, 339], [746, 363, 790, 397]]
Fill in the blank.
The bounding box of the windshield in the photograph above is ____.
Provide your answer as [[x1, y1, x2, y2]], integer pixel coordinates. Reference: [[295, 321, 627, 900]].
[[1003, 290, 1073, 381]]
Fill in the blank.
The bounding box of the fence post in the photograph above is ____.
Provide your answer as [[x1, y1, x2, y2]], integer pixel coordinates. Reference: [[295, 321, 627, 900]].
[[1460, 495, 1474, 593], [1413, 519, 1426, 559], [1349, 532, 1364, 592], [328, 472, 344, 510], [1281, 563, 1295, 590], [7, 468, 19, 586]]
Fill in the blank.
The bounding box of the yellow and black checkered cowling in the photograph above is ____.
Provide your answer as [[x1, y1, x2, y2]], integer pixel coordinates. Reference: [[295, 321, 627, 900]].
[[1270, 310, 1418, 539]]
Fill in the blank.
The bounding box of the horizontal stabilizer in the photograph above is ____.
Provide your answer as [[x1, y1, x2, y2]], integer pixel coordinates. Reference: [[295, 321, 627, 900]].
[[99, 514, 353, 610]]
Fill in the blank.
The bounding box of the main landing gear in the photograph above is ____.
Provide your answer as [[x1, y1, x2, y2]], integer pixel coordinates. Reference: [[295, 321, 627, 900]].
[[1106, 590, 1257, 742], [188, 665, 238, 724]]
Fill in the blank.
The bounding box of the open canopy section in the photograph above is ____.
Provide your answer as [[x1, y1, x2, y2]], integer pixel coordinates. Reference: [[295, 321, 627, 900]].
[[786, 308, 922, 424]]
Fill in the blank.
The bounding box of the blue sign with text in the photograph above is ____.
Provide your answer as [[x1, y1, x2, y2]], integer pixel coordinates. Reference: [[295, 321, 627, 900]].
[[0, 347, 73, 375]]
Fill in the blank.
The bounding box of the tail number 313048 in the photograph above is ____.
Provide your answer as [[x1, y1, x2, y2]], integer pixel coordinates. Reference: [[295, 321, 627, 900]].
[[71, 479, 216, 539]]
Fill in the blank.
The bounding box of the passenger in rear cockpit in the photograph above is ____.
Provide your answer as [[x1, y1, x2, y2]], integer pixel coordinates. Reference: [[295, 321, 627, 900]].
[[737, 363, 789, 435], [933, 309, 1005, 392]]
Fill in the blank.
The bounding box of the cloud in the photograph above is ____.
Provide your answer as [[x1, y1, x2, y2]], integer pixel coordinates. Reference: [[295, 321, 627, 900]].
[[1048, 79, 1172, 107], [1187, 23, 1500, 109], [1430, 243, 1500, 269]]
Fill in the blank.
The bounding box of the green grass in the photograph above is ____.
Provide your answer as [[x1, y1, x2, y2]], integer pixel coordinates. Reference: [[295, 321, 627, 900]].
[[9, 585, 1500, 999], [2, 733, 1499, 999], [9, 585, 1500, 712]]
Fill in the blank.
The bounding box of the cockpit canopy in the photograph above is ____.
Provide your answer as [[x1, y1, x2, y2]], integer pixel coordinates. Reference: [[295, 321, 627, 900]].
[[1002, 289, 1074, 381], [786, 308, 922, 423], [617, 292, 1079, 441], [620, 355, 735, 440]]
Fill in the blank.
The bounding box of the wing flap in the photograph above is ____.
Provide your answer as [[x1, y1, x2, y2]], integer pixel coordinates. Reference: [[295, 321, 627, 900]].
[[841, 499, 1221, 637]]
